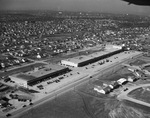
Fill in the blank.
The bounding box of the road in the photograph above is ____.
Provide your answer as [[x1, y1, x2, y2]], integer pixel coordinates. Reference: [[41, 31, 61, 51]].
[[117, 83, 150, 107]]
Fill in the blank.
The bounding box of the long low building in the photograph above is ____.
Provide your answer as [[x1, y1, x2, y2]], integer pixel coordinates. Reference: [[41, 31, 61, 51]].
[[9, 64, 70, 88], [61, 45, 124, 67]]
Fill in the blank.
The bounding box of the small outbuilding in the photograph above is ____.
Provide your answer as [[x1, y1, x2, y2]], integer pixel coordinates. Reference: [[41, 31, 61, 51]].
[[117, 78, 127, 85]]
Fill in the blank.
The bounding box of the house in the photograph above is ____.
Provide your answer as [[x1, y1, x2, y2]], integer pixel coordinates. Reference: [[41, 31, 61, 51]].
[[108, 84, 114, 89], [127, 76, 134, 82], [117, 78, 127, 85], [94, 87, 106, 94], [111, 81, 120, 89], [0, 100, 7, 106], [103, 86, 112, 94], [1, 63, 5, 68], [0, 97, 10, 107], [127, 76, 137, 82], [94, 85, 112, 94]]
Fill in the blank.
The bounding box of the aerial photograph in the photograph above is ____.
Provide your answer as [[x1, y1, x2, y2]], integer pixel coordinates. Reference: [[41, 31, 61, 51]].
[[0, 0, 150, 118]]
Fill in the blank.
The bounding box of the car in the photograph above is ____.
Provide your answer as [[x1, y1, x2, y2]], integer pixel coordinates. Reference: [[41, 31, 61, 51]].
[[37, 85, 43, 88], [39, 87, 44, 90], [4, 78, 11, 82], [106, 59, 109, 62], [124, 88, 128, 91], [6, 113, 11, 117], [55, 80, 60, 83], [59, 77, 64, 80], [29, 103, 33, 105], [47, 81, 53, 84], [23, 105, 27, 107]]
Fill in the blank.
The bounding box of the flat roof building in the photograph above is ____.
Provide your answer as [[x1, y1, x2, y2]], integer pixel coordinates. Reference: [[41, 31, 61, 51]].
[[9, 64, 70, 88], [61, 45, 123, 67]]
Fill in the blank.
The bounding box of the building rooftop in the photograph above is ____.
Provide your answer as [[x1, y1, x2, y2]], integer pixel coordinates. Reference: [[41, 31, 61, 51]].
[[62, 45, 122, 64], [10, 64, 67, 81]]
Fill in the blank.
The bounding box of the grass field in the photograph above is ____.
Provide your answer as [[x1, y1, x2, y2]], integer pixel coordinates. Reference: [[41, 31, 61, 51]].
[[130, 59, 147, 66], [18, 90, 88, 118], [123, 100, 150, 114], [128, 87, 150, 104], [100, 70, 133, 82]]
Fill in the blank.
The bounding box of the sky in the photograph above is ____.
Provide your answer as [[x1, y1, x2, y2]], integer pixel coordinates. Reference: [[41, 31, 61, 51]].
[[0, 0, 150, 15]]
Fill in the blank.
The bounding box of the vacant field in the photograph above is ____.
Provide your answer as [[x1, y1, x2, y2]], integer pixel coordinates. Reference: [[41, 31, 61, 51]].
[[75, 81, 150, 118], [130, 59, 147, 66], [17, 85, 115, 118], [128, 87, 150, 104], [76, 82, 110, 99], [18, 90, 88, 118], [100, 71, 133, 82], [140, 56, 150, 62], [123, 100, 150, 115]]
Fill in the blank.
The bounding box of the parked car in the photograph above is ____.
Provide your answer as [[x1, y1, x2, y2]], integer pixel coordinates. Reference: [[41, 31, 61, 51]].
[[6, 113, 11, 117], [23, 105, 27, 107]]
